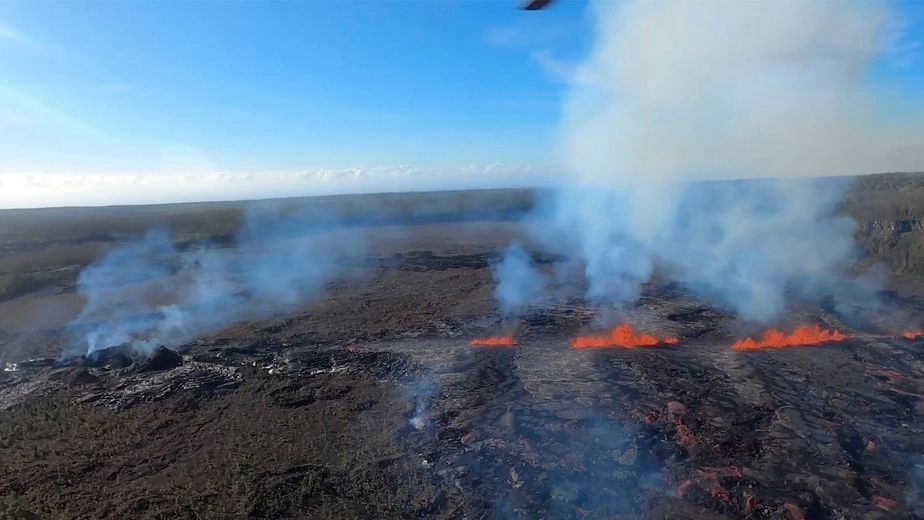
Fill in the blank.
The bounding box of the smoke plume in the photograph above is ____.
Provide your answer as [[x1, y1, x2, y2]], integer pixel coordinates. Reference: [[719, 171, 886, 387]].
[[562, 0, 923, 183], [518, 0, 924, 322], [493, 242, 546, 316], [66, 202, 365, 358]]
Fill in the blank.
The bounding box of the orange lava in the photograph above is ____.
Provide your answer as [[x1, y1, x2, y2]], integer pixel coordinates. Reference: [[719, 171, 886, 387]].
[[469, 336, 517, 347], [676, 466, 742, 504], [743, 495, 756, 515], [873, 496, 899, 512], [731, 325, 847, 351], [901, 330, 924, 340], [782, 503, 805, 520], [571, 324, 679, 349]]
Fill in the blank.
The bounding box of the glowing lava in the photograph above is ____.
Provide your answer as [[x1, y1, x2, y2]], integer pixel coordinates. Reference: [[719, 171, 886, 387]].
[[731, 325, 847, 351], [469, 337, 517, 347], [901, 330, 924, 340], [571, 324, 679, 349]]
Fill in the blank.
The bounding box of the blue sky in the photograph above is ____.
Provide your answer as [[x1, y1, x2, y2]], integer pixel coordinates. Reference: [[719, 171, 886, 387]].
[[0, 0, 590, 176], [0, 1, 922, 208]]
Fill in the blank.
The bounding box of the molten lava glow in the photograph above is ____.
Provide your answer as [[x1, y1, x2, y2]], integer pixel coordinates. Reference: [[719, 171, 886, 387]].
[[571, 324, 679, 349], [901, 330, 924, 340], [731, 325, 847, 351], [469, 337, 517, 347]]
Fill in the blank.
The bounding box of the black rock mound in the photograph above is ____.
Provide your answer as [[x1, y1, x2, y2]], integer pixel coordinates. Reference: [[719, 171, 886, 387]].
[[82, 345, 183, 372], [137, 346, 183, 372], [84, 345, 134, 369]]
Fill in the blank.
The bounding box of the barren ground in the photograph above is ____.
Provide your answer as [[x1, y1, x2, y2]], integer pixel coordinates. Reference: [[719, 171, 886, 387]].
[[1, 177, 924, 519]]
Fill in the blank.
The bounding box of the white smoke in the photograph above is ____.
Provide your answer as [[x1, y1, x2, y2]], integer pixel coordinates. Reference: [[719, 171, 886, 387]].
[[493, 242, 546, 316], [65, 202, 366, 358], [562, 0, 924, 184], [528, 0, 924, 322]]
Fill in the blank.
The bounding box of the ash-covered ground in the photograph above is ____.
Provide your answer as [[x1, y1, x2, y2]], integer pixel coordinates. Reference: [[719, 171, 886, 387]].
[[1, 183, 924, 519]]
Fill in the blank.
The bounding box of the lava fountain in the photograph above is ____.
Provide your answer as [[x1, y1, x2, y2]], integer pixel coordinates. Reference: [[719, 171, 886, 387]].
[[732, 325, 847, 351], [571, 324, 679, 349]]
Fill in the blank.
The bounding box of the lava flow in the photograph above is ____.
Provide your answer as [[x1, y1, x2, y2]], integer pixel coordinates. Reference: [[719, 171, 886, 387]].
[[469, 336, 517, 347], [732, 325, 847, 351], [571, 324, 679, 349], [901, 330, 924, 340]]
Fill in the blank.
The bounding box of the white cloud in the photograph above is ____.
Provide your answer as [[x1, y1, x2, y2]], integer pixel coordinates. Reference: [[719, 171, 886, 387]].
[[0, 165, 556, 209], [531, 49, 599, 85], [883, 12, 923, 69], [0, 86, 107, 142], [484, 19, 575, 49], [887, 39, 921, 68], [0, 23, 24, 44]]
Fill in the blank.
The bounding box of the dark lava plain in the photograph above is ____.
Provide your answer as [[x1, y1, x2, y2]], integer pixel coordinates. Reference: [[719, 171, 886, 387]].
[[1, 178, 924, 519]]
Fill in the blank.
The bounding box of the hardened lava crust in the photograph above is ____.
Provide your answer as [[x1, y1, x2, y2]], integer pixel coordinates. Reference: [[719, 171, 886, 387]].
[[1, 181, 924, 519]]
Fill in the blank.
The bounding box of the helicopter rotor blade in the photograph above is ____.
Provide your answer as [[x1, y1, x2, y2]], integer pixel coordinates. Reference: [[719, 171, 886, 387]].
[[521, 0, 555, 11]]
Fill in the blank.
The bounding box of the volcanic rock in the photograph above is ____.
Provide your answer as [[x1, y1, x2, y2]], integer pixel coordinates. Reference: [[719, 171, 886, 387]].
[[17, 358, 56, 370], [84, 345, 134, 369], [617, 446, 638, 466], [666, 400, 686, 421], [61, 367, 98, 386], [136, 346, 183, 372]]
